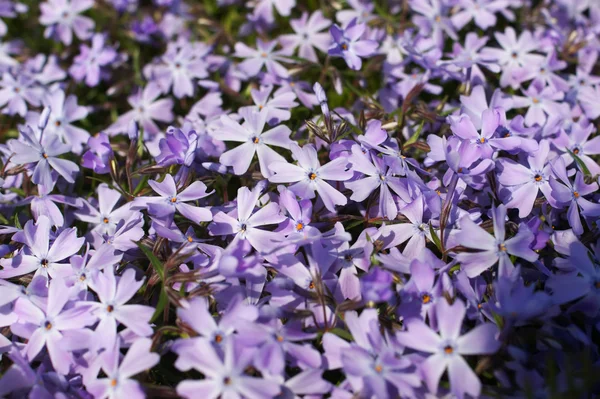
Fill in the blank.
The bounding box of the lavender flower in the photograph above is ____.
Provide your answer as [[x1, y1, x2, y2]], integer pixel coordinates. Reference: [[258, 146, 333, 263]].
[[268, 142, 352, 212], [328, 18, 378, 70], [39, 0, 94, 45], [397, 298, 501, 398]]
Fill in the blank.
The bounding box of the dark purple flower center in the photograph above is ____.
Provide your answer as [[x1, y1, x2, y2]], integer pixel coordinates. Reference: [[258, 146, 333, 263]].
[[41, 259, 49, 267]]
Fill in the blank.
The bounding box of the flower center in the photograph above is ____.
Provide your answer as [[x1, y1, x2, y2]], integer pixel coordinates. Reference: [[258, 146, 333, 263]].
[[55, 120, 62, 127], [171, 197, 177, 203], [422, 293, 432, 304], [308, 172, 317, 180], [374, 364, 383, 373], [239, 223, 247, 232], [435, 15, 441, 22], [80, 274, 86, 281], [532, 98, 540, 104], [511, 51, 518, 59], [260, 52, 267, 58], [175, 62, 181, 69], [296, 222, 304, 231], [110, 379, 117, 387], [308, 280, 315, 289], [107, 305, 114, 313], [44, 321, 52, 330], [573, 191, 580, 198], [572, 147, 580, 155], [252, 136, 260, 144], [187, 236, 193, 242], [341, 43, 348, 51], [103, 217, 109, 224], [534, 174, 542, 182], [41, 259, 49, 268], [215, 334, 223, 343], [223, 377, 232, 385], [379, 174, 386, 181], [498, 243, 507, 252], [479, 137, 486, 143], [276, 335, 284, 342], [42, 153, 49, 159], [444, 345, 454, 354]]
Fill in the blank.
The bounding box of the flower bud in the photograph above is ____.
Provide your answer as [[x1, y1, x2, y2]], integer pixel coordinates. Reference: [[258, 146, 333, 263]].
[[128, 120, 139, 141], [38, 106, 52, 130]]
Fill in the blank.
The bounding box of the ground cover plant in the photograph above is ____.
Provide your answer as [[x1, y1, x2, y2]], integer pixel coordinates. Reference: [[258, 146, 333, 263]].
[[0, 0, 599, 397]]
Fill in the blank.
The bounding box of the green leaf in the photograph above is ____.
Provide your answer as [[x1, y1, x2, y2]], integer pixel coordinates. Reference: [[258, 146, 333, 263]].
[[566, 148, 591, 176], [328, 327, 353, 341], [429, 223, 443, 253], [403, 120, 425, 148], [133, 175, 150, 196], [151, 288, 168, 323], [136, 241, 164, 281]]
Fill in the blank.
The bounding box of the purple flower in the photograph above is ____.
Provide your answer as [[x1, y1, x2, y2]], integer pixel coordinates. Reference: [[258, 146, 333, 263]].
[[39, 0, 94, 45], [379, 195, 432, 258], [451, 0, 510, 30], [43, 89, 90, 154], [133, 174, 213, 224], [481, 27, 544, 89], [552, 120, 600, 176], [513, 79, 566, 127], [240, 85, 298, 125], [75, 183, 131, 235], [328, 18, 378, 70], [0, 215, 84, 279], [87, 267, 155, 351], [69, 33, 118, 87], [8, 126, 79, 187], [397, 298, 501, 398], [86, 338, 159, 398], [176, 336, 282, 399], [497, 140, 554, 217], [279, 11, 331, 62], [251, 0, 295, 24], [106, 82, 174, 139], [146, 42, 209, 98], [449, 109, 520, 159], [268, 142, 352, 212], [23, 181, 83, 227], [11, 277, 95, 374], [409, 0, 457, 46], [346, 144, 410, 220], [156, 126, 199, 167], [549, 157, 600, 235], [0, 72, 42, 116], [234, 39, 290, 78], [217, 108, 292, 177], [455, 205, 539, 277], [209, 185, 285, 256], [82, 132, 113, 174]]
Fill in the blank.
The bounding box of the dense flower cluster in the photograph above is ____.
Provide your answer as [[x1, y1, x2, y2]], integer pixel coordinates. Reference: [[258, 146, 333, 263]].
[[0, 0, 599, 398]]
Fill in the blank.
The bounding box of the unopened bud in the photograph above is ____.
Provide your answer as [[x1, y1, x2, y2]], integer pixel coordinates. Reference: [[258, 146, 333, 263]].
[[128, 120, 139, 141], [38, 106, 52, 130]]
